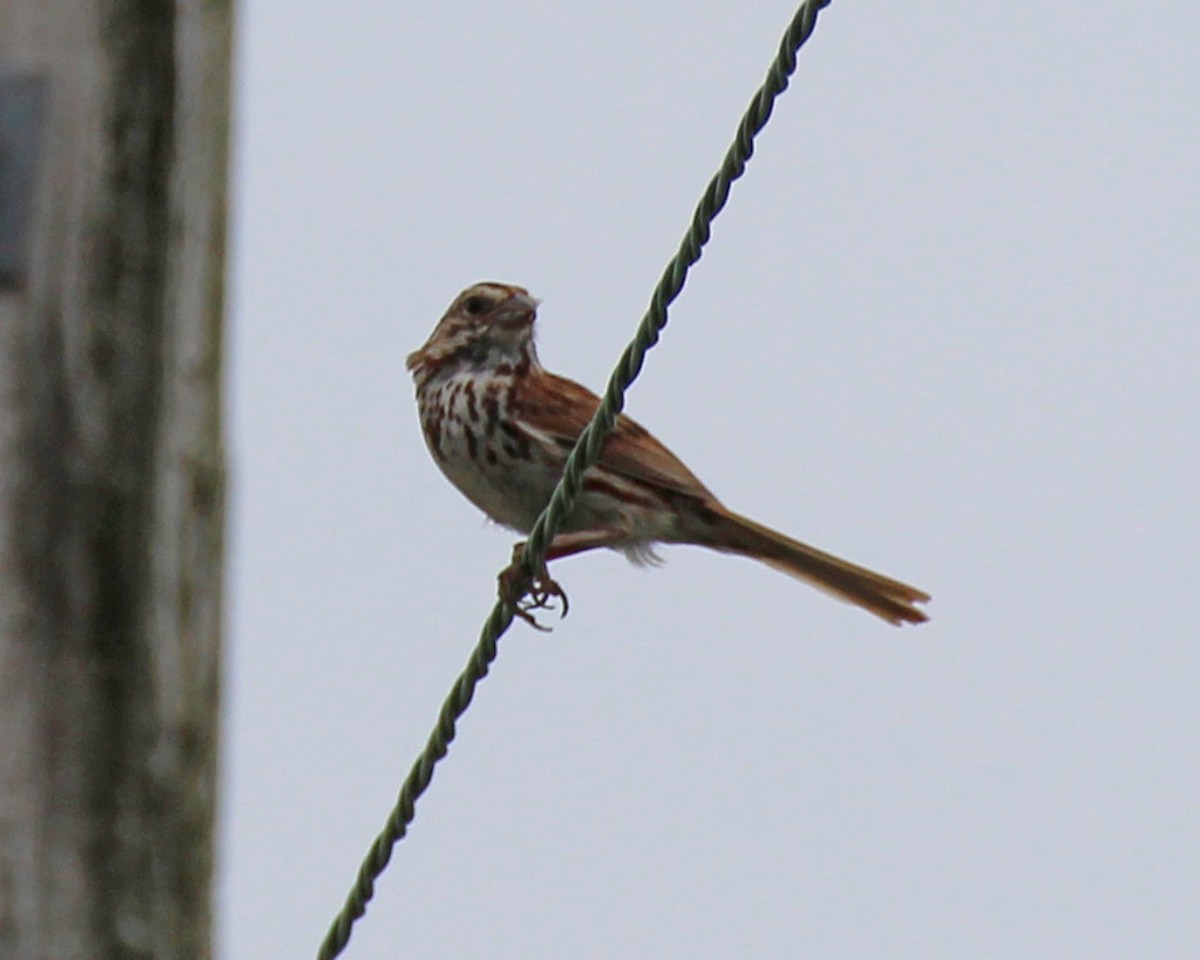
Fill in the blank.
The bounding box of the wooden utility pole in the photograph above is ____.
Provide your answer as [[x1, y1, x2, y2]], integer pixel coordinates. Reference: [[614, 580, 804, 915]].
[[0, 3, 231, 958]]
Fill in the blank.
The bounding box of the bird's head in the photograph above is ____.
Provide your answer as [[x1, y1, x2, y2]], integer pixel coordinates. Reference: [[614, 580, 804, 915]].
[[407, 282, 540, 379]]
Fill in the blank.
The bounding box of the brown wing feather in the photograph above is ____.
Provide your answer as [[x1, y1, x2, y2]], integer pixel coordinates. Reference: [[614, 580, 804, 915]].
[[516, 373, 929, 625], [517, 371, 716, 500]]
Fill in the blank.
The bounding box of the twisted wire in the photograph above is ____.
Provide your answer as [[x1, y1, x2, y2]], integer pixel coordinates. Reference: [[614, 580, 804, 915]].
[[316, 3, 831, 957]]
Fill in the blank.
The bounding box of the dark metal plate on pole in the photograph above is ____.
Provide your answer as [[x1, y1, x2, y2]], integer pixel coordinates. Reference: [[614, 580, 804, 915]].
[[0, 72, 49, 290]]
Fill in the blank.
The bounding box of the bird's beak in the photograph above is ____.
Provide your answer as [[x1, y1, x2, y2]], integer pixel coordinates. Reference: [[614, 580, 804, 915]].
[[499, 290, 539, 328]]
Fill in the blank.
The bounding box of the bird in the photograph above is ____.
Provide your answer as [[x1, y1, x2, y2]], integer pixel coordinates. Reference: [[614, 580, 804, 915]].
[[407, 282, 929, 627]]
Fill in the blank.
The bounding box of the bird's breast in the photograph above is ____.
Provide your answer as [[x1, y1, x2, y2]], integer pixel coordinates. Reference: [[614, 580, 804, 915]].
[[416, 371, 564, 532]]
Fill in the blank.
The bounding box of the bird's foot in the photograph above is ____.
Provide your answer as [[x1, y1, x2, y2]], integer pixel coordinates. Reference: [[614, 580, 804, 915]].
[[498, 543, 569, 631]]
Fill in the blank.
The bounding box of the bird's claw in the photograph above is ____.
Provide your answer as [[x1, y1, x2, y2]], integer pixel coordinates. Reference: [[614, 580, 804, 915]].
[[498, 544, 569, 631]]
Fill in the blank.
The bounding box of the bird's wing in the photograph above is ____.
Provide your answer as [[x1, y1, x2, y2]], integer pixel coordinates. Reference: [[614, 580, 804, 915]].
[[518, 371, 717, 500]]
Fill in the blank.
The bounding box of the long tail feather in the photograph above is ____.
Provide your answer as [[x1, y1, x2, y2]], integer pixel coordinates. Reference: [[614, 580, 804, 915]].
[[704, 507, 930, 626]]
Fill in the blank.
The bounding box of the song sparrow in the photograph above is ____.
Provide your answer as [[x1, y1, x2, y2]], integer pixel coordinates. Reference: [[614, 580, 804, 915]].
[[407, 282, 929, 627]]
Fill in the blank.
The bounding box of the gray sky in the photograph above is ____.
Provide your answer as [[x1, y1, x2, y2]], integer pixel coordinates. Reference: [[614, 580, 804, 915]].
[[222, 2, 1200, 957]]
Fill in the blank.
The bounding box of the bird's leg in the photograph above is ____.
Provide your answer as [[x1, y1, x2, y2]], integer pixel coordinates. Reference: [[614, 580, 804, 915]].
[[542, 529, 624, 562], [498, 529, 624, 630]]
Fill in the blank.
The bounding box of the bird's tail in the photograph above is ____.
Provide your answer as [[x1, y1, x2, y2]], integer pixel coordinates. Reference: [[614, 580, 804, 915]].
[[702, 506, 930, 626]]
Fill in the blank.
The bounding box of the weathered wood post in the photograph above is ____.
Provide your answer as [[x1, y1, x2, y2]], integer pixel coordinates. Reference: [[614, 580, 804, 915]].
[[0, 3, 231, 957]]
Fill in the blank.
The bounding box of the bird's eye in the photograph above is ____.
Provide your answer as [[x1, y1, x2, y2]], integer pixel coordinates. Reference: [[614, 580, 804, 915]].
[[464, 296, 487, 315]]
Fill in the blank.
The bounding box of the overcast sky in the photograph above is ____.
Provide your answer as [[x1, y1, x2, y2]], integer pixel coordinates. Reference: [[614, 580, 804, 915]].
[[222, 3, 1199, 957]]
